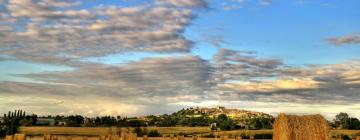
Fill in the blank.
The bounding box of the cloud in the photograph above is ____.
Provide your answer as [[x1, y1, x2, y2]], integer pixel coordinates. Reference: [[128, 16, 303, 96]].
[[155, 0, 208, 9], [327, 34, 360, 46], [222, 78, 319, 93], [0, 55, 212, 116], [0, 0, 203, 64], [211, 48, 282, 84], [200, 48, 360, 106], [259, 0, 272, 6], [39, 0, 81, 7], [1, 45, 360, 116], [222, 5, 241, 11]]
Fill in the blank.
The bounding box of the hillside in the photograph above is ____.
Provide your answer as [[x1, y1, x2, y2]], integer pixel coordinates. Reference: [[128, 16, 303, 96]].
[[172, 106, 272, 119]]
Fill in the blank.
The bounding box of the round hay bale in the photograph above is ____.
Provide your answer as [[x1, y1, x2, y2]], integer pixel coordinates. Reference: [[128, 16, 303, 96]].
[[273, 113, 330, 140]]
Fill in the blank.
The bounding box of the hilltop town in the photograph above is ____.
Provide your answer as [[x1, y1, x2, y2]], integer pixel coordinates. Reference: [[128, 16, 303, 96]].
[[176, 106, 270, 119]]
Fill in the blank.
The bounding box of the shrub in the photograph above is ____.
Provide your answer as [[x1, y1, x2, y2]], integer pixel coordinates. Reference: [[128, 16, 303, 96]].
[[133, 127, 146, 137], [254, 134, 272, 139], [147, 130, 161, 137]]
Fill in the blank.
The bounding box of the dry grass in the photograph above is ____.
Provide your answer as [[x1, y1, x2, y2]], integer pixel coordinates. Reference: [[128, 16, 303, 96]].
[[19, 127, 210, 136], [19, 126, 360, 139], [330, 130, 360, 138], [273, 113, 330, 140], [19, 127, 119, 135]]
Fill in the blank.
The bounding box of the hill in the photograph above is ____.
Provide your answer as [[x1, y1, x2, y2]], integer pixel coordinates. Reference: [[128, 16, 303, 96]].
[[172, 106, 272, 119]]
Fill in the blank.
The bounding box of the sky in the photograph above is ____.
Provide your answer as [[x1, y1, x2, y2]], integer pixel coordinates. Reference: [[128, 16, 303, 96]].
[[0, 0, 359, 119]]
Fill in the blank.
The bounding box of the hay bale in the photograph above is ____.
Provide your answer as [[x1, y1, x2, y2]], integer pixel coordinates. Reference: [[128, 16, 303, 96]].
[[14, 134, 26, 140], [6, 135, 14, 140], [99, 136, 106, 140], [43, 135, 52, 140], [273, 113, 330, 140]]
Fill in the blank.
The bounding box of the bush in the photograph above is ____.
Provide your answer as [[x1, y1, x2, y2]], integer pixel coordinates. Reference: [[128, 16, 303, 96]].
[[0, 126, 6, 137], [239, 133, 250, 139], [147, 130, 161, 137], [341, 135, 351, 140], [219, 120, 235, 131], [133, 127, 147, 137], [254, 134, 272, 139]]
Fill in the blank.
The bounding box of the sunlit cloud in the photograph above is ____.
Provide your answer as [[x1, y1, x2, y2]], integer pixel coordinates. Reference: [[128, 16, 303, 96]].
[[222, 78, 319, 93]]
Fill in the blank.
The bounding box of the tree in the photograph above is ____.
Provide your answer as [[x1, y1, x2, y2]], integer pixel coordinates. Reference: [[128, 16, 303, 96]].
[[127, 120, 145, 127], [334, 112, 349, 129], [217, 114, 228, 122], [3, 110, 25, 135], [133, 127, 147, 136], [216, 114, 236, 131], [66, 115, 84, 127], [248, 118, 262, 130], [219, 120, 235, 131], [345, 118, 360, 130]]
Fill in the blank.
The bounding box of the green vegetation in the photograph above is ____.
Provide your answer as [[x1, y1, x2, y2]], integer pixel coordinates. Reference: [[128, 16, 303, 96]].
[[133, 127, 148, 136], [147, 130, 161, 137], [331, 112, 360, 130], [2, 110, 30, 135]]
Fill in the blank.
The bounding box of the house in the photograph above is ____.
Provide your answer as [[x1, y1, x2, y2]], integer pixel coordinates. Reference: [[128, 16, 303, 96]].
[[57, 121, 67, 126], [36, 118, 55, 126]]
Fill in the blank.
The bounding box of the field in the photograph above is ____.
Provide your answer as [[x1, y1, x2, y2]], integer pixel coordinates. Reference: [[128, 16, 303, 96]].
[[18, 127, 360, 138], [19, 127, 212, 136]]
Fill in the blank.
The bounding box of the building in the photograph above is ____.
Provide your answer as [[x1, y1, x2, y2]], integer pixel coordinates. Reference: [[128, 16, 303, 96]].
[[36, 118, 55, 126], [57, 121, 67, 126]]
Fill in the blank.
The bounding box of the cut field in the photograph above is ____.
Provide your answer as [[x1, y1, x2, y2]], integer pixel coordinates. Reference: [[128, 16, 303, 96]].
[[18, 127, 360, 138], [19, 127, 211, 136]]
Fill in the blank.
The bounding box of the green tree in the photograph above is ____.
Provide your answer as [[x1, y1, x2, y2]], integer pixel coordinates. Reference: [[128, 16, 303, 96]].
[[345, 118, 360, 130], [334, 112, 349, 128], [219, 120, 235, 130], [248, 118, 262, 130], [3, 110, 25, 135]]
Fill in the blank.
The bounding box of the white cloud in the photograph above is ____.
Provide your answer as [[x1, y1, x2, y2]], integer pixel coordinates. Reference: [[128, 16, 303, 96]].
[[156, 0, 208, 8], [327, 34, 360, 46]]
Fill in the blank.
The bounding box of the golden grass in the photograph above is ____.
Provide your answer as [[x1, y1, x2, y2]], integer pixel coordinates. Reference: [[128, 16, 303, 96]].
[[19, 126, 360, 138], [273, 113, 330, 140], [211, 129, 272, 136], [19, 127, 210, 136]]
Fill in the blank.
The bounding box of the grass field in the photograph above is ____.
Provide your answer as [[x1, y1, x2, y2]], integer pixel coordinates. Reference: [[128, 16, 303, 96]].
[[19, 127, 211, 136], [19, 127, 360, 138]]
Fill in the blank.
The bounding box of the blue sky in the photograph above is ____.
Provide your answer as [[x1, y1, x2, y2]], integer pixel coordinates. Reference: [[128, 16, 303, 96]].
[[0, 0, 359, 118]]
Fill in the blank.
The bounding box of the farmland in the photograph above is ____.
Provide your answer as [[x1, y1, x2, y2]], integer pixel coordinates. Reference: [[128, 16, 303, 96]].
[[18, 127, 360, 138]]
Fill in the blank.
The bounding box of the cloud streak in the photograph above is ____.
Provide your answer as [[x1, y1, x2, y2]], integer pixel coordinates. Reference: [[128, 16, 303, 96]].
[[327, 34, 360, 46]]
